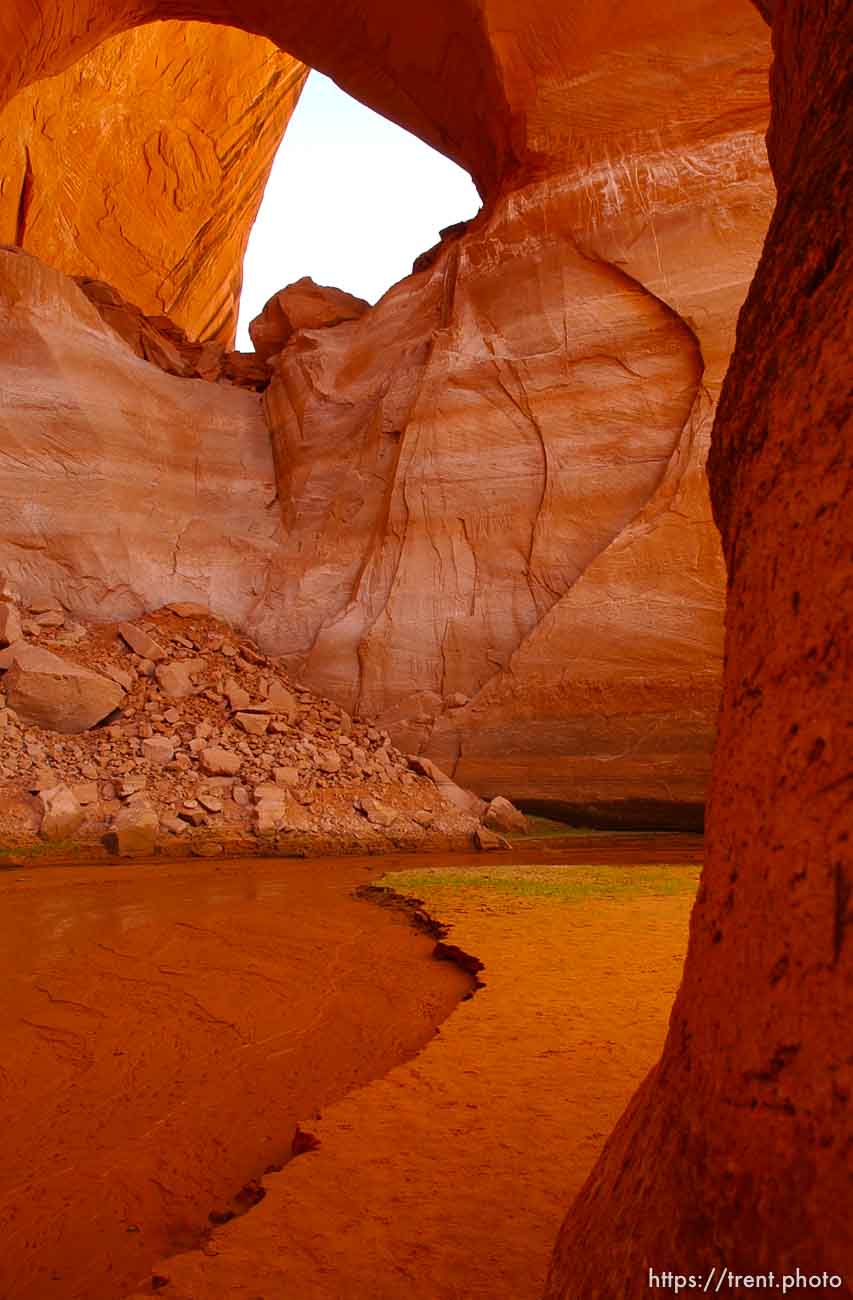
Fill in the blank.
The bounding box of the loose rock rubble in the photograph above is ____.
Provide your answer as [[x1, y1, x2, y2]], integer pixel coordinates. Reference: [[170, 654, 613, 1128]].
[[0, 592, 527, 862], [75, 277, 272, 391]]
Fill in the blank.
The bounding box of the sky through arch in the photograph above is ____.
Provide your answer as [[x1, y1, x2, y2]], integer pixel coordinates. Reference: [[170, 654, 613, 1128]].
[[236, 72, 481, 348]]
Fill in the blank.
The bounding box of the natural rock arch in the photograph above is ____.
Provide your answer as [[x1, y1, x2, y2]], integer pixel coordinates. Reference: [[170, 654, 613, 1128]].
[[2, 1, 849, 1290], [0, 0, 774, 827]]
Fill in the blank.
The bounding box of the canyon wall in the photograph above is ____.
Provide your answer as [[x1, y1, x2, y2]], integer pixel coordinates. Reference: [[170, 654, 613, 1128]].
[[0, 0, 849, 1284], [545, 0, 853, 1290], [0, 23, 307, 342], [0, 246, 286, 620], [0, 1, 773, 823], [263, 127, 772, 826]]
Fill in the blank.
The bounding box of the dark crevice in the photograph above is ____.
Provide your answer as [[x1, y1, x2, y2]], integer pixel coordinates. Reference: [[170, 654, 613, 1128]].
[[15, 147, 34, 248], [356, 882, 485, 992]]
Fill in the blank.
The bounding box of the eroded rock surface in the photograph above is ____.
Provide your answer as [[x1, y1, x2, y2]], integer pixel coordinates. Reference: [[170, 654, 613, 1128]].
[[250, 277, 370, 362], [0, 246, 287, 629], [76, 278, 272, 389], [0, 1, 774, 826], [545, 0, 853, 1291], [0, 21, 307, 342]]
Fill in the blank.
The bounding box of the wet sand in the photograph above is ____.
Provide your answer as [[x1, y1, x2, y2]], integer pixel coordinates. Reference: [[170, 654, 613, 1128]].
[[124, 854, 700, 1300], [0, 855, 472, 1300]]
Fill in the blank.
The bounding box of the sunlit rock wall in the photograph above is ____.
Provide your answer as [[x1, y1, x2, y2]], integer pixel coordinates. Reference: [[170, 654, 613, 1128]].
[[0, 22, 307, 343]]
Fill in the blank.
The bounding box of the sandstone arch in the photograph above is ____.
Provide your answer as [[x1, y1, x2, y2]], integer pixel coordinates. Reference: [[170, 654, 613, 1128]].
[[0, 0, 849, 1289], [0, 0, 774, 825], [0, 23, 307, 342]]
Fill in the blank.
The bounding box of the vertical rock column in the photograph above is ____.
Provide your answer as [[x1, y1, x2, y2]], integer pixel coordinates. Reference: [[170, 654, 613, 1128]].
[[544, 0, 852, 1294]]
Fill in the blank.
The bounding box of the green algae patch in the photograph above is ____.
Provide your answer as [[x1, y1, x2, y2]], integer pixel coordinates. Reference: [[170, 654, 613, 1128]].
[[383, 862, 701, 904]]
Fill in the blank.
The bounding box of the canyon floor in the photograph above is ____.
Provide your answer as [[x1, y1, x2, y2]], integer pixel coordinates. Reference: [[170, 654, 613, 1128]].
[[0, 839, 701, 1300]]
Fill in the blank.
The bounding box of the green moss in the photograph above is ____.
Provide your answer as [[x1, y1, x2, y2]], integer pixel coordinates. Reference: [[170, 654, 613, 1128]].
[[382, 863, 701, 903], [0, 836, 91, 866], [506, 815, 664, 841]]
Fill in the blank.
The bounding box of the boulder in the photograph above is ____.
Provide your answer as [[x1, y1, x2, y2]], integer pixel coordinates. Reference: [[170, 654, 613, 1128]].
[[266, 681, 298, 718], [407, 754, 487, 819], [0, 603, 23, 647], [178, 808, 207, 827], [236, 711, 269, 736], [110, 802, 158, 856], [254, 799, 283, 837], [141, 736, 175, 766], [197, 794, 223, 813], [254, 791, 312, 837], [249, 277, 370, 362], [483, 796, 529, 835], [225, 679, 251, 711], [355, 796, 398, 829], [103, 663, 135, 692], [72, 782, 100, 806], [160, 813, 188, 835], [39, 785, 84, 840], [155, 658, 206, 699], [201, 747, 242, 776], [473, 825, 511, 851], [118, 622, 166, 662], [274, 766, 299, 787], [0, 642, 124, 733]]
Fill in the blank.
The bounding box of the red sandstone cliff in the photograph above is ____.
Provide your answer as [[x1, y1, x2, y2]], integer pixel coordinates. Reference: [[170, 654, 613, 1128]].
[[545, 0, 853, 1290]]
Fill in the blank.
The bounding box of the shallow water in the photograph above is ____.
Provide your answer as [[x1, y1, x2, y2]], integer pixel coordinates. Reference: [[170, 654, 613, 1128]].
[[0, 854, 471, 1300], [0, 836, 701, 1300]]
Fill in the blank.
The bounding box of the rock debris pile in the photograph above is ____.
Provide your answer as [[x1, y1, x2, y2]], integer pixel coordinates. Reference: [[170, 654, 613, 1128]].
[[0, 592, 524, 861]]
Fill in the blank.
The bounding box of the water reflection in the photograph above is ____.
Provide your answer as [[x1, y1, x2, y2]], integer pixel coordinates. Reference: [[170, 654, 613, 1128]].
[[6, 863, 294, 963]]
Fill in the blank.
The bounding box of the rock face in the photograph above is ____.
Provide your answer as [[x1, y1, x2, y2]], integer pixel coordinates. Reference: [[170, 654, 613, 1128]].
[[0, 603, 22, 647], [261, 122, 771, 824], [0, 246, 288, 630], [0, 22, 307, 343], [0, 641, 124, 733], [0, 0, 774, 828], [545, 0, 853, 1292], [250, 277, 370, 362], [38, 784, 84, 840]]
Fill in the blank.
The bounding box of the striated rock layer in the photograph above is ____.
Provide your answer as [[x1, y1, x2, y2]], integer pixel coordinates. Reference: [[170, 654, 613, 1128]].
[[0, 246, 287, 623], [0, 22, 307, 343], [546, 0, 853, 1292], [0, 1, 774, 824]]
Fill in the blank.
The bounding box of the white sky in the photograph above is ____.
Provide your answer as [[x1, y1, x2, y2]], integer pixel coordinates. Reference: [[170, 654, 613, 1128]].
[[236, 72, 481, 349]]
